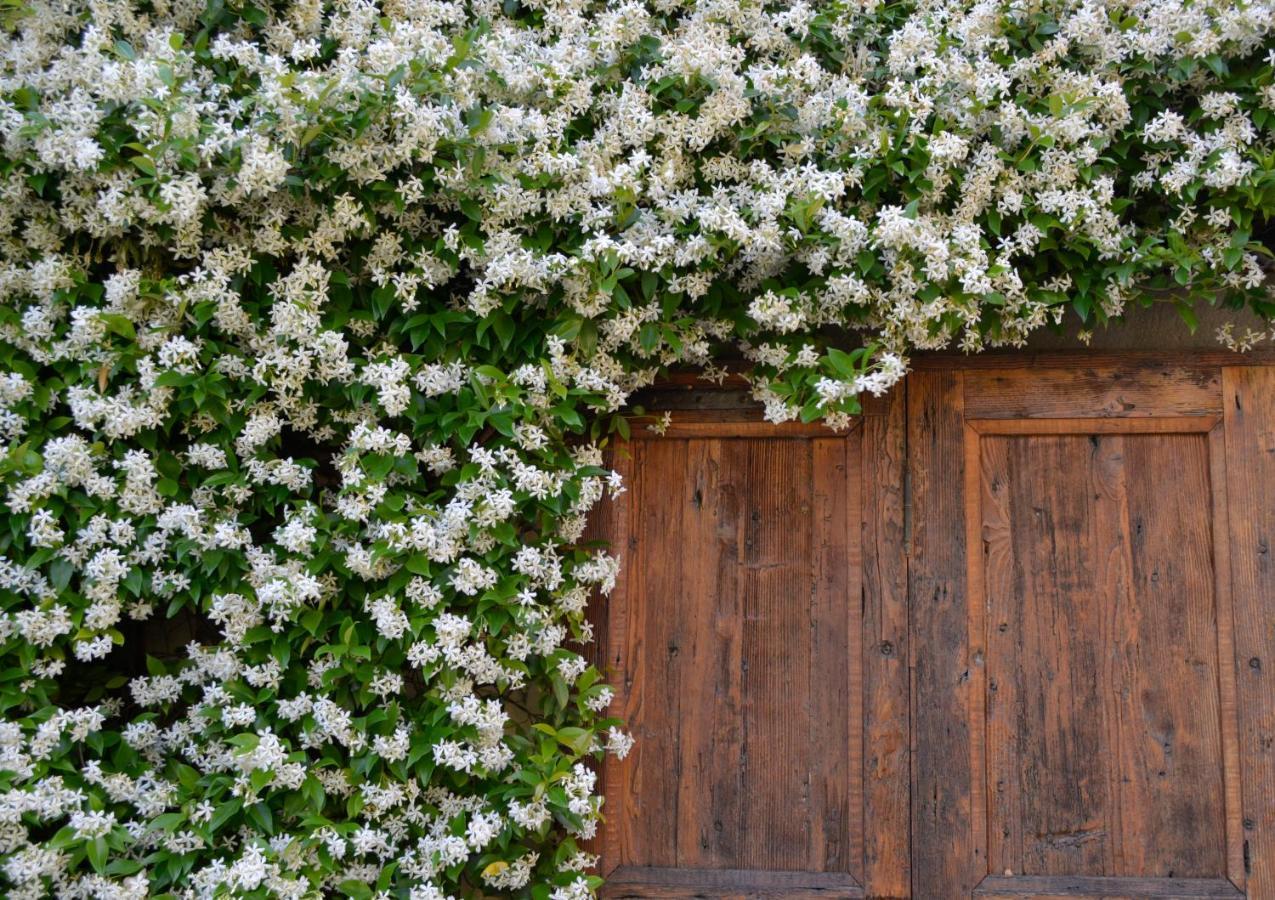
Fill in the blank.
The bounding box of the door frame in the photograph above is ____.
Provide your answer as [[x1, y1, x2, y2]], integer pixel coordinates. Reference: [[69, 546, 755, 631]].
[[592, 349, 1275, 899]]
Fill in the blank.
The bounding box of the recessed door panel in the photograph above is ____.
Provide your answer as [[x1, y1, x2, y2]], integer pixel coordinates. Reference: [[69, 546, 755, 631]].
[[594, 360, 1275, 899], [980, 431, 1226, 878], [911, 364, 1261, 899], [603, 430, 863, 897], [592, 395, 915, 899]]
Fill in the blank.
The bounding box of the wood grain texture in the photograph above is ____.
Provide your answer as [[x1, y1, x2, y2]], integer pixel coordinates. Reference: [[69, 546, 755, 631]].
[[609, 432, 863, 887], [627, 411, 842, 439], [619, 437, 678, 869], [598, 360, 1275, 898], [1207, 423, 1247, 891], [979, 433, 1227, 879], [602, 866, 865, 898], [973, 874, 1243, 898], [813, 437, 861, 878], [1223, 366, 1275, 899], [860, 383, 911, 899], [964, 367, 1221, 419], [968, 417, 1219, 435], [908, 370, 980, 897], [909, 349, 1275, 371]]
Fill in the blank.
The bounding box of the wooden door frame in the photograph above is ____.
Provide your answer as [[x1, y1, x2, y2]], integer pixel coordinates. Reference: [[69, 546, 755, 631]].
[[596, 349, 1275, 899], [908, 351, 1273, 900], [593, 384, 910, 898]]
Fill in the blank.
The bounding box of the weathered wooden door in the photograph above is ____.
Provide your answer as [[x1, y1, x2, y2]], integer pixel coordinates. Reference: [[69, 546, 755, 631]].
[[591, 389, 910, 898], [595, 358, 1275, 900], [909, 360, 1275, 900]]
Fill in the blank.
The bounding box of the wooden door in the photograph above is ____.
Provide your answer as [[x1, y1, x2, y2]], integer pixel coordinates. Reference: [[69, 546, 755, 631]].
[[591, 389, 909, 898], [909, 359, 1275, 899], [595, 358, 1275, 899]]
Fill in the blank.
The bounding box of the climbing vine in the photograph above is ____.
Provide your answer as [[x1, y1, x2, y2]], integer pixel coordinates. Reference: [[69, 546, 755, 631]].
[[0, 0, 1273, 896]]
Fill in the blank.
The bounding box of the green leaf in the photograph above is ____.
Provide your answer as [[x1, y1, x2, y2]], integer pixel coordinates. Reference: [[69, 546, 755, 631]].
[[239, 3, 268, 25], [1175, 302, 1199, 333], [825, 347, 859, 378], [491, 312, 515, 350], [86, 837, 108, 873], [129, 155, 156, 177], [98, 313, 136, 340], [638, 322, 660, 352]]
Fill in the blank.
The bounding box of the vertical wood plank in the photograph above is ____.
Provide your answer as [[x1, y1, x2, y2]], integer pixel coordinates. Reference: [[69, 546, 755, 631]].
[[627, 438, 686, 869], [1223, 366, 1275, 897], [1207, 423, 1246, 890], [1089, 433, 1133, 879], [861, 386, 912, 898], [979, 434, 1020, 874], [964, 423, 989, 881], [909, 371, 980, 896], [1119, 434, 1225, 877], [739, 439, 816, 869], [673, 438, 741, 868], [813, 436, 858, 878], [1005, 434, 1111, 877]]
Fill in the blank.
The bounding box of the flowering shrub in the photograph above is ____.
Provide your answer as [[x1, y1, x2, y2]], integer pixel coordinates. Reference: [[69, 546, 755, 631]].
[[0, 0, 1272, 895]]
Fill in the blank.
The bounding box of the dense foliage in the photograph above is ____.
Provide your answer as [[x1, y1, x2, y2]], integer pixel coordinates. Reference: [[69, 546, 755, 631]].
[[0, 0, 1273, 896]]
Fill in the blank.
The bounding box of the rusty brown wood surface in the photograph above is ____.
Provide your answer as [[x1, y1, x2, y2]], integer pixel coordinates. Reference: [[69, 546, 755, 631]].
[[593, 360, 1274, 898]]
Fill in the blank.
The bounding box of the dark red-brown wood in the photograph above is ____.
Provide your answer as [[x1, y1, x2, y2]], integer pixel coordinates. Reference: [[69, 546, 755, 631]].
[[913, 363, 1250, 898], [1223, 367, 1275, 900], [599, 425, 868, 896], [595, 358, 1275, 899], [592, 388, 917, 897]]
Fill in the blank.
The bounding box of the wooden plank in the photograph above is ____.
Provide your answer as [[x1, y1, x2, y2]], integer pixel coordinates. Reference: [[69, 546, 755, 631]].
[[643, 349, 1275, 391], [737, 439, 820, 869], [1222, 366, 1275, 899], [812, 437, 860, 878], [673, 438, 739, 868], [603, 866, 865, 898], [908, 371, 980, 896], [980, 432, 1226, 878], [1088, 432, 1135, 879], [973, 874, 1243, 898], [963, 423, 990, 881], [978, 432, 1017, 873], [968, 417, 1218, 434], [1207, 423, 1247, 890], [641, 371, 895, 416], [623, 438, 683, 869], [630, 388, 898, 416], [860, 383, 911, 898], [964, 367, 1221, 420], [1116, 433, 1226, 876]]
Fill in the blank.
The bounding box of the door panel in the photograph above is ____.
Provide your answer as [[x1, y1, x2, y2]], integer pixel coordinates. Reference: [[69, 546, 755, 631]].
[[911, 364, 1261, 899], [628, 436, 854, 876], [980, 429, 1227, 878], [601, 424, 864, 897], [594, 395, 909, 899], [596, 359, 1275, 899]]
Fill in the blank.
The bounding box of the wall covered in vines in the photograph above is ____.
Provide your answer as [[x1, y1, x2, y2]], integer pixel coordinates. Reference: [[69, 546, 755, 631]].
[[0, 0, 1273, 896]]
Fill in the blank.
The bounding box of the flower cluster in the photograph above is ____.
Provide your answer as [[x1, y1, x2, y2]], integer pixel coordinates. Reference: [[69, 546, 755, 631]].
[[0, 0, 1272, 896]]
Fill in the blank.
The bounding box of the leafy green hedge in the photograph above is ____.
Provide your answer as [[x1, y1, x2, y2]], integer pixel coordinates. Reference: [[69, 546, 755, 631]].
[[0, 0, 1272, 896]]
